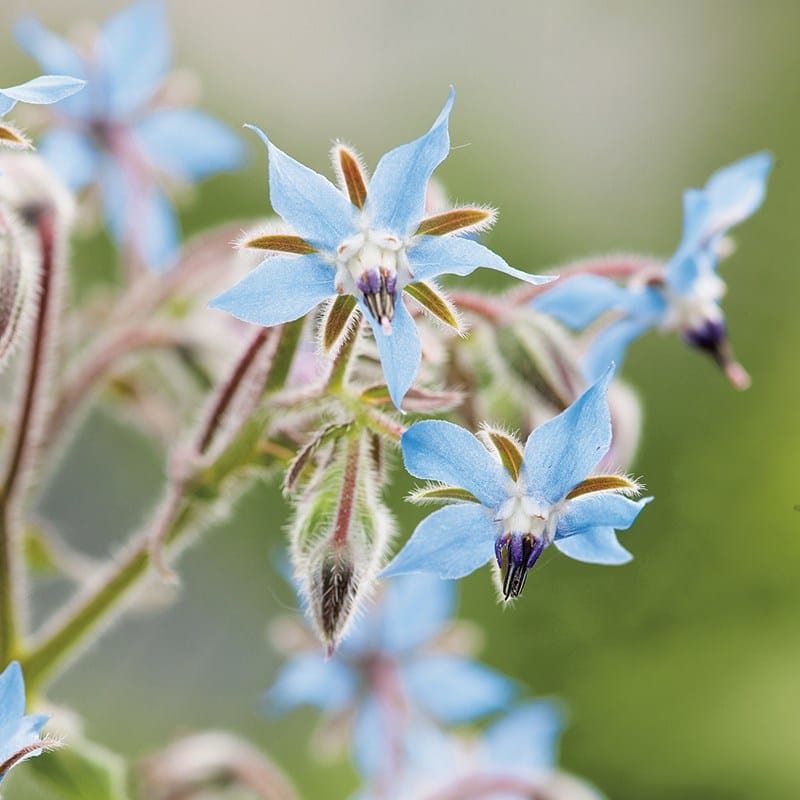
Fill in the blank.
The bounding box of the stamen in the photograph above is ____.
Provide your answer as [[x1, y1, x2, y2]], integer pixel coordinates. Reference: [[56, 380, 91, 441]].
[[499, 533, 544, 600], [357, 267, 397, 333]]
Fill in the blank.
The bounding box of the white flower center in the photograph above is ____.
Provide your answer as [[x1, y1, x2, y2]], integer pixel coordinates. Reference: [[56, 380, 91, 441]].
[[334, 230, 412, 335], [662, 271, 725, 333]]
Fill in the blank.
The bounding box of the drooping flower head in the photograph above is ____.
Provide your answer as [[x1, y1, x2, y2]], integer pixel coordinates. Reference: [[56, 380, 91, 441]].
[[383, 367, 651, 599], [533, 153, 773, 387], [210, 88, 552, 408], [266, 574, 514, 779], [0, 661, 59, 783], [15, 1, 245, 270]]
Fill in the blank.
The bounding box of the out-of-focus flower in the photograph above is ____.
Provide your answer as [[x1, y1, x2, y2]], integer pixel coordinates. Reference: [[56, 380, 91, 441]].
[[533, 153, 772, 388], [15, 1, 245, 270], [383, 368, 650, 599], [356, 702, 600, 800], [0, 661, 59, 783], [210, 88, 551, 408], [266, 574, 514, 779]]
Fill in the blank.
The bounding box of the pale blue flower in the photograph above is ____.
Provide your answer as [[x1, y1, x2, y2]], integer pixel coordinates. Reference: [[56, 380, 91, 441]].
[[356, 701, 578, 800], [15, 1, 245, 270], [0, 661, 54, 783], [266, 574, 514, 778], [383, 367, 651, 597], [534, 153, 773, 386], [210, 88, 551, 408], [0, 75, 85, 117]]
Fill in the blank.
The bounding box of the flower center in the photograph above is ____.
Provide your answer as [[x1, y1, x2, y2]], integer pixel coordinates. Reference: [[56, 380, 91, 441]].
[[335, 231, 410, 335], [494, 493, 550, 599]]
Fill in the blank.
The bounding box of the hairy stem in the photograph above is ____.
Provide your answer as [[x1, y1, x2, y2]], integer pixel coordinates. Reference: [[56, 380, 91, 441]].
[[1, 207, 60, 661]]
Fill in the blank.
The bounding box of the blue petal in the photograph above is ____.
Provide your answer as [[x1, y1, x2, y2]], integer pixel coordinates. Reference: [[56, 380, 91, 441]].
[[484, 700, 564, 770], [379, 574, 456, 654], [401, 420, 509, 508], [210, 254, 334, 325], [402, 655, 515, 723], [381, 503, 497, 580], [134, 109, 246, 181], [702, 151, 773, 240], [14, 19, 91, 119], [264, 653, 357, 713], [246, 125, 358, 251], [553, 526, 632, 564], [532, 274, 628, 329], [583, 313, 656, 382], [408, 234, 551, 285], [557, 494, 651, 536], [521, 367, 614, 504], [352, 695, 391, 778], [0, 75, 86, 115], [14, 19, 88, 80], [38, 129, 98, 190], [366, 298, 421, 410], [100, 0, 170, 117], [365, 88, 454, 237], [0, 662, 25, 729]]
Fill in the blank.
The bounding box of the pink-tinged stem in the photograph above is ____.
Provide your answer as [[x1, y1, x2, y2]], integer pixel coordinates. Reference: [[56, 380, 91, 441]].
[[44, 325, 178, 442], [509, 253, 664, 305], [332, 437, 360, 547]]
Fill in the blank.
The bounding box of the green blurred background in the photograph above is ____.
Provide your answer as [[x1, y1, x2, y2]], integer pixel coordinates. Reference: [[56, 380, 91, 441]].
[[2, 1, 800, 797]]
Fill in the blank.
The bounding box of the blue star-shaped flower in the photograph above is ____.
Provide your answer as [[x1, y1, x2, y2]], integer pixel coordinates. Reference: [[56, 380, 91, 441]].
[[266, 573, 514, 779], [15, 1, 245, 270], [533, 153, 773, 387], [382, 367, 651, 598], [0, 75, 85, 117], [210, 88, 551, 408], [358, 702, 577, 800], [0, 661, 55, 783]]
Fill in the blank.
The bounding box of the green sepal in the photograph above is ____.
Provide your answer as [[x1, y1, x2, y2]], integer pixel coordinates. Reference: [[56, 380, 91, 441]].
[[483, 429, 523, 481], [409, 485, 480, 505], [404, 281, 461, 331], [566, 474, 640, 499], [322, 294, 358, 353]]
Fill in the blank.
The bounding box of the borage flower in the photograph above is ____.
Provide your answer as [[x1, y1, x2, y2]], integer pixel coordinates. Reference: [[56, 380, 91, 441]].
[[383, 368, 651, 599], [266, 574, 514, 779], [533, 153, 773, 387], [0, 74, 85, 147], [210, 88, 551, 408], [0, 661, 59, 783], [358, 703, 604, 800], [15, 1, 245, 270]]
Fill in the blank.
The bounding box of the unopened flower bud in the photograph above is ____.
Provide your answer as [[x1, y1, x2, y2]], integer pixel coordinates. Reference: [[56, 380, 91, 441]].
[[289, 433, 393, 652], [0, 207, 31, 371]]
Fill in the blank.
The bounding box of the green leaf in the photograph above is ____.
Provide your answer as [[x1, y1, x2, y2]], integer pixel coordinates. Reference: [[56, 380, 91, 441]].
[[28, 737, 131, 800]]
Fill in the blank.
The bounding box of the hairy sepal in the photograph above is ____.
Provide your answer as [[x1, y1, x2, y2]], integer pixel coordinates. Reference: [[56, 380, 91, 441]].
[[320, 294, 359, 353], [331, 142, 369, 209], [284, 422, 353, 494], [0, 121, 33, 149], [404, 280, 462, 332], [566, 474, 642, 499], [360, 383, 464, 413], [478, 426, 523, 481], [408, 483, 480, 505], [414, 206, 496, 236]]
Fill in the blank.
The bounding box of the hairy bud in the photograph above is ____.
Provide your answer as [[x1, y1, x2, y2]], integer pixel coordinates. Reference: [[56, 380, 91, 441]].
[[0, 207, 32, 371], [289, 432, 393, 651]]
